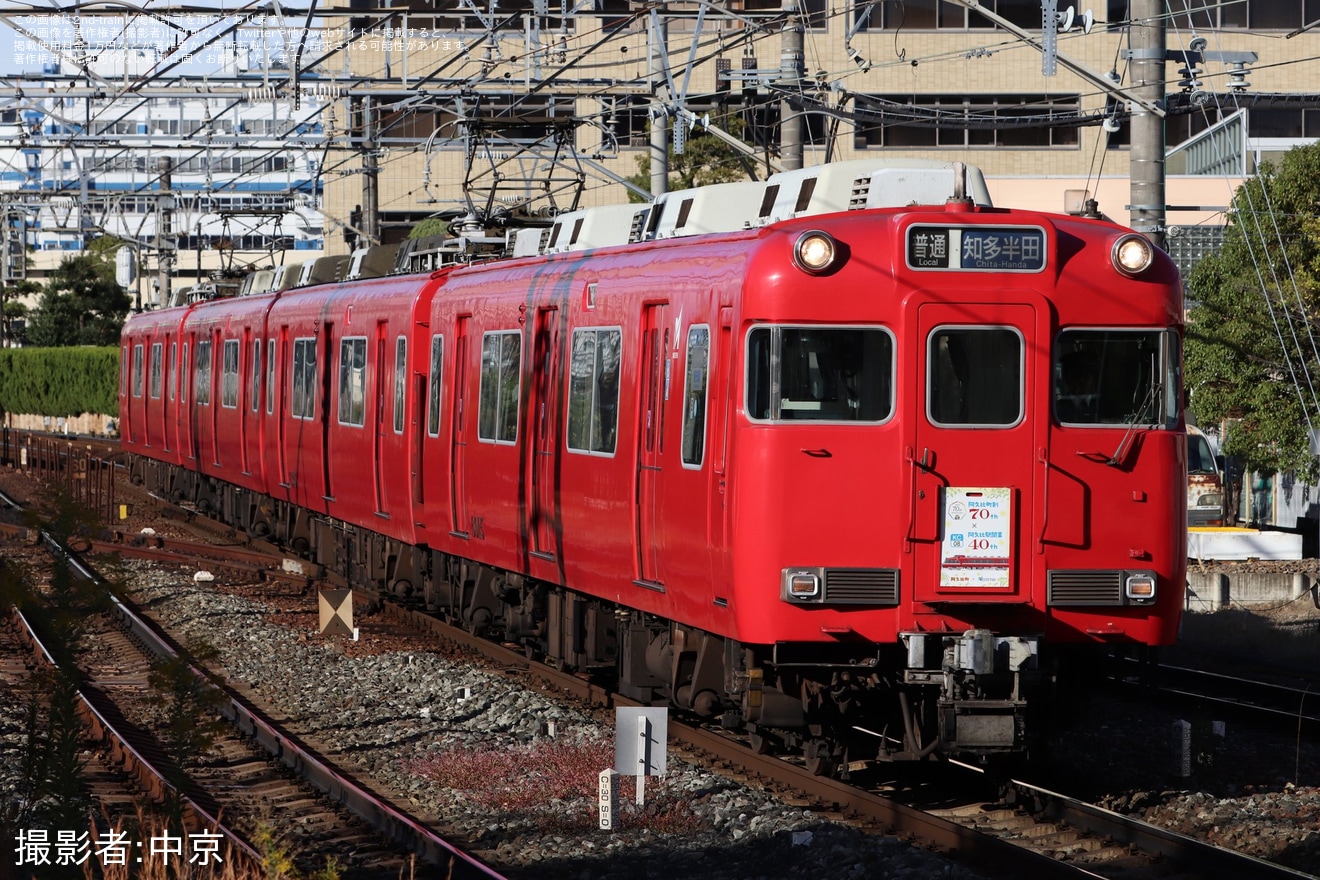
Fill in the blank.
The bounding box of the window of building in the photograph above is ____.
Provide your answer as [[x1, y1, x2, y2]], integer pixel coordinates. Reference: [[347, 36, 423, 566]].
[[479, 331, 521, 443], [855, 94, 1079, 149], [394, 336, 408, 434], [338, 337, 367, 427], [681, 325, 710, 467], [221, 339, 240, 409], [567, 327, 622, 455], [150, 343, 162, 399], [746, 326, 894, 422], [291, 337, 316, 419], [428, 335, 443, 437], [927, 327, 1021, 426], [853, 0, 1044, 29]]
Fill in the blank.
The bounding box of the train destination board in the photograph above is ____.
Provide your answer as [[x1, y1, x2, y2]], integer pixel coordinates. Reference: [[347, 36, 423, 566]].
[[906, 226, 1047, 273]]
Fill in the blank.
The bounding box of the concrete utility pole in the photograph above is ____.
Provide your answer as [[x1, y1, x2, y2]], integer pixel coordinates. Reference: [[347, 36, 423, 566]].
[[649, 12, 669, 198], [779, 0, 804, 171], [157, 156, 172, 309], [1129, 0, 1166, 249], [361, 96, 380, 246]]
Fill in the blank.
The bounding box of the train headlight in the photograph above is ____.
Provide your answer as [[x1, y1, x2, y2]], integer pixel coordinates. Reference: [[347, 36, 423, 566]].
[[1111, 233, 1154, 276], [782, 568, 822, 602], [1125, 573, 1157, 603], [793, 231, 838, 275]]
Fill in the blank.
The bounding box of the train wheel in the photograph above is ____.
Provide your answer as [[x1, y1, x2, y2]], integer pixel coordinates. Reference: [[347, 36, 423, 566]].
[[748, 732, 771, 755], [803, 739, 836, 777]]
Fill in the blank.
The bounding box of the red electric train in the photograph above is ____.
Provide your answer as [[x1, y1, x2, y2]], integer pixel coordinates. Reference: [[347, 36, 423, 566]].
[[121, 159, 1187, 774]]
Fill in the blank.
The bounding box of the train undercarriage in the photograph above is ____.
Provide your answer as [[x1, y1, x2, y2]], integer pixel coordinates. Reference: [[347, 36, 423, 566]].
[[131, 457, 1060, 776]]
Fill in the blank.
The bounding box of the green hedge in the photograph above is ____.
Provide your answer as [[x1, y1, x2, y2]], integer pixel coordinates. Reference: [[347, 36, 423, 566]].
[[0, 347, 120, 418]]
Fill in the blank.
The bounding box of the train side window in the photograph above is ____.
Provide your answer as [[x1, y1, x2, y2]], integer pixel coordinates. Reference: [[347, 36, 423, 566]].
[[1053, 329, 1175, 427], [681, 325, 710, 466], [149, 343, 163, 399], [221, 339, 240, 409], [746, 325, 893, 422], [478, 330, 521, 444], [195, 340, 212, 406], [168, 342, 177, 401], [131, 344, 144, 398], [394, 336, 408, 434], [427, 335, 443, 437], [337, 337, 368, 427], [291, 337, 316, 419], [250, 340, 262, 412], [928, 327, 1021, 427], [566, 327, 622, 456], [266, 340, 276, 415]]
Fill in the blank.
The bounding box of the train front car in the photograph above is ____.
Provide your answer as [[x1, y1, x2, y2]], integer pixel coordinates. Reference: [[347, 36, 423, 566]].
[[726, 196, 1185, 772]]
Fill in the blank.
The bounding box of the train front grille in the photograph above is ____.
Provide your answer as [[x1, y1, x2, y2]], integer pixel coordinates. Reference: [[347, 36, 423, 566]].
[[823, 568, 900, 605]]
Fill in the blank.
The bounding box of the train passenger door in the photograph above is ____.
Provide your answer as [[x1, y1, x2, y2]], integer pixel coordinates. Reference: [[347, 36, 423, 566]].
[[373, 321, 388, 514], [910, 301, 1037, 603], [450, 318, 470, 536], [635, 302, 669, 586], [529, 306, 561, 559]]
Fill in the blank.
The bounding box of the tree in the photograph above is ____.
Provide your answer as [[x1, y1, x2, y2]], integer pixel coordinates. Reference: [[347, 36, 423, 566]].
[[625, 113, 755, 202], [25, 254, 131, 347], [1184, 141, 1320, 482]]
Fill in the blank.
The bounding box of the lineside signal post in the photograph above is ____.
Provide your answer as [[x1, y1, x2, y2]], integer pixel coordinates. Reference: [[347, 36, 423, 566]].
[[613, 707, 667, 807]]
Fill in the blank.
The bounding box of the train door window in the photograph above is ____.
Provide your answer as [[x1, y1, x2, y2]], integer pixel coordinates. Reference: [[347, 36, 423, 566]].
[[131, 344, 144, 398], [221, 339, 240, 409], [745, 326, 894, 422], [250, 340, 262, 412], [566, 327, 622, 455], [478, 330, 521, 444], [195, 340, 212, 406], [149, 343, 163, 399], [121, 345, 129, 397], [394, 336, 407, 434], [168, 342, 177, 401], [1053, 329, 1177, 427], [927, 327, 1021, 427], [181, 343, 190, 404], [427, 334, 443, 437], [291, 337, 316, 419], [266, 339, 276, 415], [337, 336, 368, 428], [681, 325, 710, 466]]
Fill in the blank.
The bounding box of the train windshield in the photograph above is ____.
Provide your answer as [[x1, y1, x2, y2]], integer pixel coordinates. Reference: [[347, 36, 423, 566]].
[[1053, 329, 1180, 427], [746, 326, 893, 422]]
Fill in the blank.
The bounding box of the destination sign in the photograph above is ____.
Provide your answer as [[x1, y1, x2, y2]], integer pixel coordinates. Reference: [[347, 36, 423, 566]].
[[906, 225, 1047, 273]]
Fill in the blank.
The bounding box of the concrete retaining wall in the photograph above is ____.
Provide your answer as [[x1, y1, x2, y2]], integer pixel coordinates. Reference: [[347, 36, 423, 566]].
[[1186, 570, 1315, 612]]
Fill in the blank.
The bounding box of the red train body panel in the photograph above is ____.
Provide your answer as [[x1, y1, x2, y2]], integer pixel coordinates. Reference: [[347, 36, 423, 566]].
[[122, 160, 1186, 768]]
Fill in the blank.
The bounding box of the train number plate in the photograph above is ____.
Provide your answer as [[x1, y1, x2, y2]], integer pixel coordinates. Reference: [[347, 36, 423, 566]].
[[906, 225, 1047, 273]]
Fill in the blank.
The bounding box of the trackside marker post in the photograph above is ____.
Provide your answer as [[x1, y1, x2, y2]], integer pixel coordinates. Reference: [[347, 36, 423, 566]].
[[598, 769, 618, 830], [614, 707, 667, 807]]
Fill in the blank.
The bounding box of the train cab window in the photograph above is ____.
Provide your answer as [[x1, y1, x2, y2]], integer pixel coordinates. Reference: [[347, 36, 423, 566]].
[[567, 327, 622, 455], [1054, 329, 1179, 427], [746, 326, 893, 422], [681, 325, 710, 466], [131, 344, 144, 398], [337, 337, 368, 427], [427, 335, 443, 437], [266, 340, 276, 415], [928, 327, 1021, 426], [149, 343, 163, 399], [250, 340, 262, 412], [479, 330, 521, 444], [195, 340, 212, 406], [393, 336, 407, 434], [291, 337, 316, 419]]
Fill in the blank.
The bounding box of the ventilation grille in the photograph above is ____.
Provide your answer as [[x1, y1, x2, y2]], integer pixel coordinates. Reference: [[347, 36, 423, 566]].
[[848, 176, 871, 210], [824, 568, 899, 605], [1048, 570, 1124, 606], [628, 208, 650, 242]]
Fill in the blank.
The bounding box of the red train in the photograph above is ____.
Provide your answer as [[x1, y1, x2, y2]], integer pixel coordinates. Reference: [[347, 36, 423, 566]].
[[121, 159, 1187, 774]]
